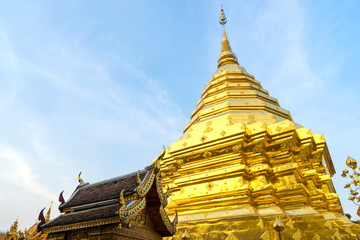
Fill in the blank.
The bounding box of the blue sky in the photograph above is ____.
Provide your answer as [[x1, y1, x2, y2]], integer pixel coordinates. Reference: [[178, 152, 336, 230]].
[[0, 0, 360, 231]]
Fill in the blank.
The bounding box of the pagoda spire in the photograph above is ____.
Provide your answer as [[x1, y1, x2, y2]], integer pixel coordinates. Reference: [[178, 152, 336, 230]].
[[45, 201, 53, 222], [218, 6, 239, 68]]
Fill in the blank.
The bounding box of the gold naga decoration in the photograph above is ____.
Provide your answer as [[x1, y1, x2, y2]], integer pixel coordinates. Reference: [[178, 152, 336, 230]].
[[117, 151, 177, 234], [342, 155, 360, 215]]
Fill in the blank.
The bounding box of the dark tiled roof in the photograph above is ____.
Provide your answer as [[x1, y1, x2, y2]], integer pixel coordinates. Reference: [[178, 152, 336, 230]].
[[60, 169, 149, 210], [40, 158, 174, 237], [42, 204, 119, 228]]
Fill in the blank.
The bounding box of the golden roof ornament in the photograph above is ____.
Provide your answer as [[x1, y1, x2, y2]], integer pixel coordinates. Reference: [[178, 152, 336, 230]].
[[119, 189, 126, 206], [218, 5, 239, 68], [78, 171, 84, 184], [136, 170, 142, 185]]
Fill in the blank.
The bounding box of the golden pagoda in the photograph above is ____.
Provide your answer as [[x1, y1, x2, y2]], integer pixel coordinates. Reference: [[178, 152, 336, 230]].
[[24, 202, 53, 240], [5, 218, 21, 240], [161, 7, 360, 239], [4, 202, 53, 240]]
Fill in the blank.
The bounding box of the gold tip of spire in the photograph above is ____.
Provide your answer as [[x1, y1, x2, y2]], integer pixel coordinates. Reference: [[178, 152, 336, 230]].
[[217, 6, 239, 68], [219, 5, 227, 25]]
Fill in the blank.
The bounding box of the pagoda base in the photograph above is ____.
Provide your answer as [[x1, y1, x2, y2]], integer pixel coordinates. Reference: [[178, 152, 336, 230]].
[[165, 212, 360, 240]]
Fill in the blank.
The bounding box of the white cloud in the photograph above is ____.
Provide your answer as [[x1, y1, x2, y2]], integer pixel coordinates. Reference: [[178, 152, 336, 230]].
[[0, 20, 186, 230], [0, 145, 56, 200]]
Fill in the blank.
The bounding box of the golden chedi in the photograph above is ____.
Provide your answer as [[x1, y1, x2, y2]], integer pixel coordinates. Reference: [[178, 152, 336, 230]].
[[4, 202, 52, 240], [160, 7, 360, 240]]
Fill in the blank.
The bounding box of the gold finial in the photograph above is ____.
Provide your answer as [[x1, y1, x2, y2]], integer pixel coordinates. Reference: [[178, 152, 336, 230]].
[[218, 6, 239, 68], [219, 5, 227, 25], [78, 171, 83, 184]]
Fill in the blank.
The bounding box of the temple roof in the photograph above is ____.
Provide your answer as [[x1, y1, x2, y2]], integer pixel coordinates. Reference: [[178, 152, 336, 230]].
[[40, 153, 177, 237], [43, 168, 150, 229], [59, 168, 149, 211], [41, 204, 119, 228]]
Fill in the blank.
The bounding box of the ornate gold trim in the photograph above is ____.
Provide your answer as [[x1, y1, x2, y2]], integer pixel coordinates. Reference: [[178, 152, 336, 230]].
[[159, 205, 177, 235], [137, 170, 155, 197], [118, 190, 147, 228], [156, 173, 170, 207], [137, 151, 165, 197], [42, 217, 120, 233]]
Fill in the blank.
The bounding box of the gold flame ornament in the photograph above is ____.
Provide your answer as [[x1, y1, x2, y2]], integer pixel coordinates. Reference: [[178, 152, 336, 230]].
[[78, 171, 84, 184], [342, 156, 360, 215]]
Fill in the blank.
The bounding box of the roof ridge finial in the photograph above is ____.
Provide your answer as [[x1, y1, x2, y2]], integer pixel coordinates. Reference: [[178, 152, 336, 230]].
[[217, 6, 239, 68], [78, 171, 84, 184]]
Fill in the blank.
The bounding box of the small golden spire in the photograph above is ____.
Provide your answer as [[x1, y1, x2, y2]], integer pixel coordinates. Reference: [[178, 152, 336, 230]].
[[8, 217, 19, 236], [45, 201, 53, 222], [218, 6, 239, 68]]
